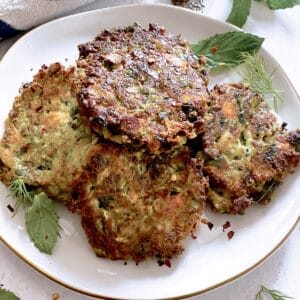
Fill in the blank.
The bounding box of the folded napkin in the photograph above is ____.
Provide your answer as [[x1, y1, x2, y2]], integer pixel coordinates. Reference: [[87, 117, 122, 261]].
[[0, 0, 96, 39]]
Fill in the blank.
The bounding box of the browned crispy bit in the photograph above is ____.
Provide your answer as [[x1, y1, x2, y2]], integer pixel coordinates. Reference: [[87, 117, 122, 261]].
[[223, 221, 231, 231], [77, 23, 209, 154], [227, 231, 234, 240]]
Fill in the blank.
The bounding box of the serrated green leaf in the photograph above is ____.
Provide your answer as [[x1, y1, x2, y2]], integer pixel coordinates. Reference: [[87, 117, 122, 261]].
[[226, 0, 252, 28], [25, 192, 59, 254], [190, 31, 264, 70], [265, 0, 300, 9], [0, 288, 20, 300]]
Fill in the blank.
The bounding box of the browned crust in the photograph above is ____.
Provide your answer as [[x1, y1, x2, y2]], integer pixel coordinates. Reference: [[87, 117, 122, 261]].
[[199, 83, 300, 214], [67, 143, 208, 262], [77, 23, 209, 153], [0, 63, 97, 201]]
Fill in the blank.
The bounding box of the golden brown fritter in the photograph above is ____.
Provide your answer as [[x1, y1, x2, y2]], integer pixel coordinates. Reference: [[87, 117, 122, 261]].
[[77, 23, 209, 153], [67, 143, 208, 262], [0, 63, 97, 200], [197, 83, 300, 214]]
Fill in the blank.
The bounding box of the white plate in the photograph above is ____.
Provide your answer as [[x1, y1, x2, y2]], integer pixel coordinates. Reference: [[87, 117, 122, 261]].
[[0, 4, 299, 300]]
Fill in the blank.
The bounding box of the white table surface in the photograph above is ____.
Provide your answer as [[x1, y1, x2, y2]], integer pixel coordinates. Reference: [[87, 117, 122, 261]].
[[0, 1, 299, 299]]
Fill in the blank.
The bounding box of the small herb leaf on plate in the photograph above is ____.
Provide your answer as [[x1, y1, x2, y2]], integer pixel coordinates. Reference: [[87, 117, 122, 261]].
[[190, 31, 264, 70], [255, 285, 294, 300], [0, 288, 20, 300], [25, 192, 59, 254], [256, 0, 300, 9], [226, 0, 252, 28]]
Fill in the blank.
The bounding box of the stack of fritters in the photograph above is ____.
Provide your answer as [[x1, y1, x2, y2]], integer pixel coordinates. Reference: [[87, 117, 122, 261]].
[[0, 63, 98, 201], [198, 83, 300, 214], [70, 23, 210, 262], [0, 24, 210, 263], [0, 23, 299, 263]]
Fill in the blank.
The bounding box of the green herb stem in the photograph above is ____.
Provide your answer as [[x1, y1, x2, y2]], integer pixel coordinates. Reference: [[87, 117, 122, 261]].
[[239, 52, 283, 111], [256, 285, 294, 300]]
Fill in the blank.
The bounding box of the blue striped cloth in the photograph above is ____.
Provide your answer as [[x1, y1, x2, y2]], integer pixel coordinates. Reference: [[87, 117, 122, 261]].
[[0, 0, 96, 40]]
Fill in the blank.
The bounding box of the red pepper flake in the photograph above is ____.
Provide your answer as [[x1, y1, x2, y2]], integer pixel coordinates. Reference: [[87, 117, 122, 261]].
[[223, 221, 231, 231], [7, 204, 14, 213], [164, 259, 172, 268], [227, 230, 234, 240], [211, 46, 217, 53], [191, 232, 197, 240], [41, 127, 47, 134]]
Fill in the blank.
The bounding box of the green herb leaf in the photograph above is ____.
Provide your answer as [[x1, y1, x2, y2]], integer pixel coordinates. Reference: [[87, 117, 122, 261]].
[[190, 31, 264, 70], [259, 0, 300, 9], [0, 288, 20, 300], [255, 285, 294, 300], [226, 0, 252, 28], [25, 192, 59, 254], [9, 177, 33, 210], [239, 52, 283, 111]]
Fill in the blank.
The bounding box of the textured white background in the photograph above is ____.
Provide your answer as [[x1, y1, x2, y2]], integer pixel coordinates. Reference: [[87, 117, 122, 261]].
[[0, 1, 299, 299]]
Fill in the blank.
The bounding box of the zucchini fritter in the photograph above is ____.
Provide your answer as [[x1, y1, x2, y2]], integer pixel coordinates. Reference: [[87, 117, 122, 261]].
[[0, 63, 97, 200], [77, 23, 209, 153], [198, 83, 300, 214], [68, 143, 208, 262]]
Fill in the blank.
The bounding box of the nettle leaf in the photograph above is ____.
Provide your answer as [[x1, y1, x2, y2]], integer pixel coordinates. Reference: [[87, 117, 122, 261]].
[[263, 0, 300, 9], [0, 288, 20, 300], [25, 192, 59, 254], [226, 0, 252, 28], [190, 31, 264, 70]]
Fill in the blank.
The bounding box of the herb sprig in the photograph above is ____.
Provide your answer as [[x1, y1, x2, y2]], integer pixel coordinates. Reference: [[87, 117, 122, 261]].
[[190, 31, 264, 70], [227, 0, 300, 28], [8, 177, 59, 254], [256, 285, 294, 300], [9, 177, 33, 212], [239, 52, 283, 111]]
